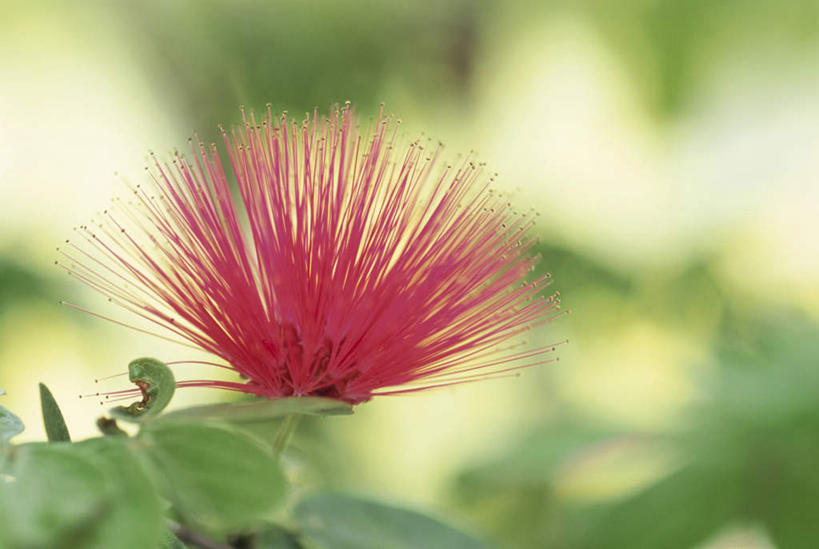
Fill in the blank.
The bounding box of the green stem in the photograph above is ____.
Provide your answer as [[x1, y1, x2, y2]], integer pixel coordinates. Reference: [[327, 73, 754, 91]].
[[272, 414, 301, 457]]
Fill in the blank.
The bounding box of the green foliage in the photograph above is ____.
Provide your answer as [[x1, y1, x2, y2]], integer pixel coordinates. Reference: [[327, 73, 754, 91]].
[[0, 259, 54, 318], [581, 0, 819, 118], [110, 357, 176, 422], [532, 243, 632, 299], [448, 312, 819, 549], [0, 444, 109, 548], [39, 383, 71, 442], [0, 438, 165, 549], [457, 422, 623, 493], [679, 316, 819, 549], [115, 0, 479, 137], [138, 420, 286, 533], [0, 369, 396, 547], [294, 492, 488, 549], [582, 465, 741, 549], [452, 421, 629, 548], [72, 438, 166, 548]]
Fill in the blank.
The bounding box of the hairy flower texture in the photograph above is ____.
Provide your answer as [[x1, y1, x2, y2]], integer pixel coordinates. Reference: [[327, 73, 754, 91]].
[[58, 104, 567, 404]]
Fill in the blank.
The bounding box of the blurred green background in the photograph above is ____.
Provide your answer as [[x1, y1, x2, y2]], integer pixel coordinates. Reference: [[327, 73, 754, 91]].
[[1, 1, 818, 548]]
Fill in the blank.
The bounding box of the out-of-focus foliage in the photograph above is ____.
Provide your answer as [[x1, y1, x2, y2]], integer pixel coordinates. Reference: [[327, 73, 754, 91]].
[[294, 492, 489, 549], [452, 419, 627, 548], [108, 0, 483, 139], [0, 259, 55, 318], [448, 312, 819, 549], [585, 314, 819, 549], [579, 0, 819, 118]]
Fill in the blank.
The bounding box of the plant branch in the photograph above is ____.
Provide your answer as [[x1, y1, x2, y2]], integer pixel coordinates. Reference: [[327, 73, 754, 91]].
[[169, 521, 232, 549], [272, 414, 301, 456]]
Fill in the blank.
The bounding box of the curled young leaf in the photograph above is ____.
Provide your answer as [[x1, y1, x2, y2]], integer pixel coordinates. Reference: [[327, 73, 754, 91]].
[[39, 383, 71, 442], [110, 358, 175, 423]]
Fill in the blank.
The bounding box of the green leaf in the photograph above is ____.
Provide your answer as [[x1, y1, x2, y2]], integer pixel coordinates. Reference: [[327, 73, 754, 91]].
[[160, 396, 352, 423], [753, 424, 819, 549], [766, 500, 819, 549], [0, 443, 108, 548], [583, 465, 740, 549], [139, 421, 286, 533], [295, 493, 489, 549], [39, 383, 71, 442], [110, 357, 176, 422], [72, 437, 165, 549], [0, 404, 24, 445]]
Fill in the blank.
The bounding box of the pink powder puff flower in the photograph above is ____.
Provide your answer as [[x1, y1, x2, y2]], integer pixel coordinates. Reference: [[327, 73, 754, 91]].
[[58, 103, 566, 404]]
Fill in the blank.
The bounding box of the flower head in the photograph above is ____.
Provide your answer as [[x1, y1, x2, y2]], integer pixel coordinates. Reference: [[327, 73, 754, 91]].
[[59, 104, 565, 404]]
